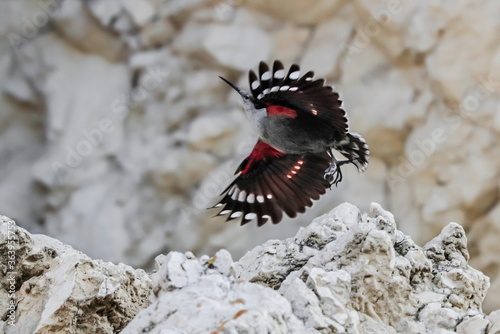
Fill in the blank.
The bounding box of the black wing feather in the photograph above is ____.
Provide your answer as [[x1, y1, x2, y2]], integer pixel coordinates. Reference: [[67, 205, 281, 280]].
[[249, 61, 348, 141], [211, 148, 331, 226]]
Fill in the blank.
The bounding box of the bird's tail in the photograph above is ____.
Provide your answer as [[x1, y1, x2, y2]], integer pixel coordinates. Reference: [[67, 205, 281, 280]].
[[333, 132, 370, 172]]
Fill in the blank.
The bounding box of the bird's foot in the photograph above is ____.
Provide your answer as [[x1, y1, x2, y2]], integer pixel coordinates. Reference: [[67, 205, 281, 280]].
[[324, 159, 349, 187]]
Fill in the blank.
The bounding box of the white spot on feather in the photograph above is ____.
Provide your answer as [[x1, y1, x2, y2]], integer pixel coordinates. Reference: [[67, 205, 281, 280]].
[[232, 188, 240, 200], [279, 86, 290, 91], [261, 71, 271, 81], [238, 190, 247, 202], [238, 190, 246, 202], [251, 80, 260, 90], [257, 195, 265, 203], [247, 193, 255, 203], [289, 71, 300, 80], [274, 69, 285, 79], [245, 213, 257, 220], [230, 211, 242, 218]]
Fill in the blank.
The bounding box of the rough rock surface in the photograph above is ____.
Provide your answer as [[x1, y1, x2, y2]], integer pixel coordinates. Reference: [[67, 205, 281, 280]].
[[124, 201, 498, 333], [2, 203, 492, 333], [1, 0, 500, 312], [0, 215, 152, 333]]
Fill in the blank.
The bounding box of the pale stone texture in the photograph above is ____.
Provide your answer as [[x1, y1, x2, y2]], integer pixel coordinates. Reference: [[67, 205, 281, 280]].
[[123, 250, 312, 334], [1, 0, 500, 314], [3, 203, 498, 333], [0, 215, 152, 333], [236, 203, 491, 333]]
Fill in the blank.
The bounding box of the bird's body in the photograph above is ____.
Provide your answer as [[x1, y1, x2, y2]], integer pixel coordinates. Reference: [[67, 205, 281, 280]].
[[213, 60, 370, 226]]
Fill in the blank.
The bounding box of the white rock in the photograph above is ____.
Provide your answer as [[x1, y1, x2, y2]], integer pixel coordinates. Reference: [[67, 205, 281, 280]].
[[54, 1, 126, 61], [418, 303, 459, 331], [0, 217, 151, 333], [281, 275, 337, 329], [422, 186, 460, 222], [122, 0, 156, 27], [171, 21, 209, 55], [488, 310, 500, 334], [244, 0, 344, 25], [424, 1, 500, 100], [1, 202, 498, 333], [139, 19, 175, 48], [151, 150, 216, 192], [160, 0, 210, 17], [124, 250, 312, 334], [85, 0, 122, 26], [187, 112, 241, 156], [2, 0, 500, 317], [332, 158, 388, 215], [468, 204, 500, 313], [339, 41, 419, 132], [301, 9, 354, 78], [203, 24, 272, 70], [272, 24, 310, 66], [416, 291, 445, 305], [236, 203, 490, 333], [456, 315, 490, 334], [351, 0, 420, 57]]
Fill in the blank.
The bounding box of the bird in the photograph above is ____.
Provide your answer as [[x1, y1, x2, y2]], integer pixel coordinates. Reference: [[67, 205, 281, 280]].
[[211, 60, 369, 226]]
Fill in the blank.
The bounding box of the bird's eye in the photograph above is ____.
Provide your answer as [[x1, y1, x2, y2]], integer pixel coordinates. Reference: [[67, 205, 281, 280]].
[[243, 95, 249, 101]]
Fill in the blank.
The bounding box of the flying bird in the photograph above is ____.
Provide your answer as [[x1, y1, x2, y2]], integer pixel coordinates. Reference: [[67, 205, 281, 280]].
[[212, 60, 369, 226]]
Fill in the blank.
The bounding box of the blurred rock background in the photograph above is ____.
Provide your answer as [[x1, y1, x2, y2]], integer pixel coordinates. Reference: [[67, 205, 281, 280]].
[[0, 0, 498, 311]]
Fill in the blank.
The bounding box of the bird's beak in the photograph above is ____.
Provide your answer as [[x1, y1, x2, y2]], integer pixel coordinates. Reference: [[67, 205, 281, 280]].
[[219, 76, 242, 95]]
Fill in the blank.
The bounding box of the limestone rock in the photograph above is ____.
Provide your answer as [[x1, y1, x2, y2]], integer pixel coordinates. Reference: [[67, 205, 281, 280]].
[[121, 0, 156, 27], [203, 24, 272, 70], [0, 216, 152, 333], [187, 111, 242, 157], [244, 0, 344, 25], [271, 24, 311, 66], [123, 250, 311, 334], [2, 0, 500, 315], [1, 203, 499, 333], [124, 203, 493, 333], [301, 9, 354, 78], [53, 1, 127, 62]]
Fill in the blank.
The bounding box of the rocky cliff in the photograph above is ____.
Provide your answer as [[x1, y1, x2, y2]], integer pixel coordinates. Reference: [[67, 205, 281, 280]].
[[1, 203, 499, 333], [1, 0, 499, 313]]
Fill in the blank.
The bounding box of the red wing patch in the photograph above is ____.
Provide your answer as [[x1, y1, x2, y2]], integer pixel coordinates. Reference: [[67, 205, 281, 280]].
[[267, 105, 297, 118], [237, 140, 282, 174], [211, 141, 331, 226]]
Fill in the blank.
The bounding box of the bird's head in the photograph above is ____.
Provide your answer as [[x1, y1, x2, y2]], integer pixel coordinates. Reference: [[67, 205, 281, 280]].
[[219, 76, 263, 110]]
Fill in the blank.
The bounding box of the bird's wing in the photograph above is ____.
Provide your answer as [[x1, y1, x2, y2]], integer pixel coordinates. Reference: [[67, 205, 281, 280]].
[[249, 60, 349, 140], [211, 140, 331, 225]]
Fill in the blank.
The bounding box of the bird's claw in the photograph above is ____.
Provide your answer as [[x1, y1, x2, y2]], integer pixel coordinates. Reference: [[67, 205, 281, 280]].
[[324, 159, 349, 187], [324, 163, 342, 187]]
